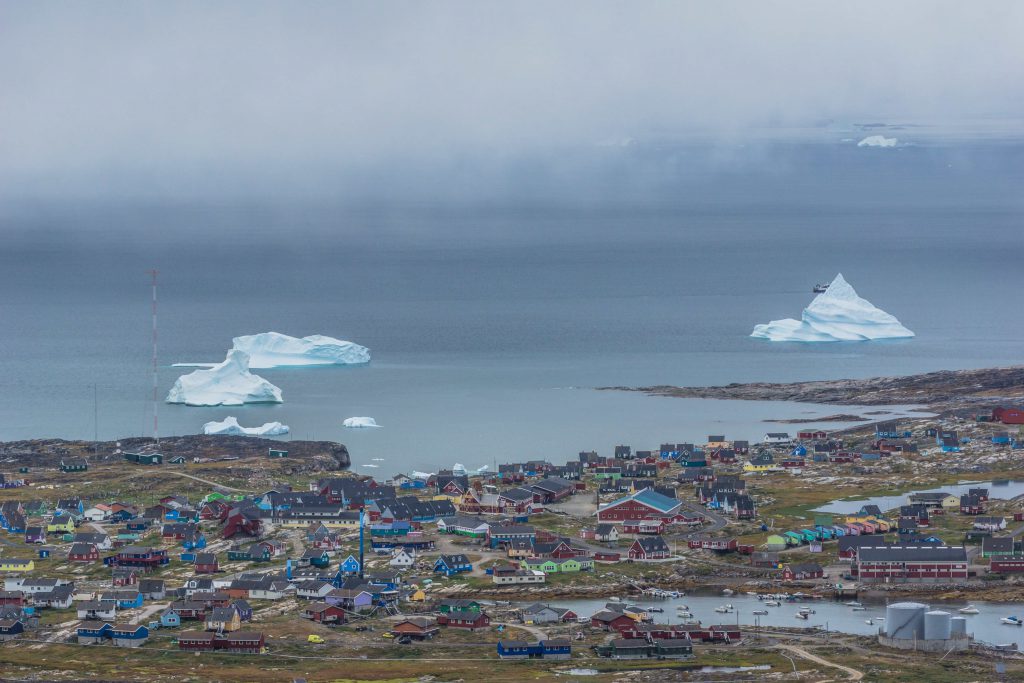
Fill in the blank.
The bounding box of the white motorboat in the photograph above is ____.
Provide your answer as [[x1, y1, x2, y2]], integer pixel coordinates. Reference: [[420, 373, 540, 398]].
[[765, 600, 781, 607], [795, 612, 809, 620], [714, 605, 732, 614], [844, 601, 863, 607], [752, 610, 769, 616], [865, 619, 874, 625], [1001, 616, 1023, 626], [851, 606, 867, 611], [677, 610, 694, 619], [959, 606, 980, 615]]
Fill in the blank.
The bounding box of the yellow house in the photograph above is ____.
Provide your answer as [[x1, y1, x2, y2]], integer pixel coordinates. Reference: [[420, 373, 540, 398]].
[[409, 588, 426, 602], [743, 462, 778, 474], [707, 435, 730, 450], [0, 558, 35, 572], [433, 493, 464, 506], [47, 517, 75, 534]]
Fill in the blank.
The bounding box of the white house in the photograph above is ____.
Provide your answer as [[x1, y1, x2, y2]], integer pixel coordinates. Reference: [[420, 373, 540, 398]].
[[83, 507, 111, 522], [763, 432, 791, 444], [389, 549, 415, 568]]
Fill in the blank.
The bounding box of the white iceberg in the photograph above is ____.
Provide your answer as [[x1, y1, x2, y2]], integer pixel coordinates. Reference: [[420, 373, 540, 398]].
[[857, 135, 898, 148], [343, 416, 381, 429], [751, 274, 914, 342], [233, 332, 370, 368], [452, 463, 489, 476], [202, 416, 290, 437], [167, 350, 284, 406], [174, 332, 370, 369]]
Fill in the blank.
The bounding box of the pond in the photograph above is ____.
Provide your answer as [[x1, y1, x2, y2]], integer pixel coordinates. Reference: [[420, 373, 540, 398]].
[[812, 479, 1024, 515]]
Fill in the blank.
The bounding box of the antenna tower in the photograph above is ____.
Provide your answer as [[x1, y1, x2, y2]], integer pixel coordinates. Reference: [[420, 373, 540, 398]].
[[148, 270, 159, 444]]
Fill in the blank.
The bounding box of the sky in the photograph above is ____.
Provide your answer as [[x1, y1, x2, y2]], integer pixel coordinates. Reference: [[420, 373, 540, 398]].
[[1, 2, 1023, 216]]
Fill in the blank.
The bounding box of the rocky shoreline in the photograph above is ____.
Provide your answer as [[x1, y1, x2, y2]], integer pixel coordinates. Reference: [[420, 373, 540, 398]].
[[600, 365, 1024, 411], [0, 434, 350, 470]]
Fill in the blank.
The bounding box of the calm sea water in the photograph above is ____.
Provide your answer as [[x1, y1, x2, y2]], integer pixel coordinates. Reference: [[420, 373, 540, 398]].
[[2, 143, 1022, 472]]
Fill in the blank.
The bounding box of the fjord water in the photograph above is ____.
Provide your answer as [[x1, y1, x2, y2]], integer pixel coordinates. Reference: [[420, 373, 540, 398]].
[[2, 142, 1022, 473]]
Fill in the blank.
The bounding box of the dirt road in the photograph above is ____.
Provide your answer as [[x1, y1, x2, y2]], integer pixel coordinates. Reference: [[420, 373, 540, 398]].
[[774, 643, 863, 681]]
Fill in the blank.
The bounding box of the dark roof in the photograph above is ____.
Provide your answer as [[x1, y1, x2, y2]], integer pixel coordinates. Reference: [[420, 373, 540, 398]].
[[633, 536, 670, 553], [857, 545, 967, 562]]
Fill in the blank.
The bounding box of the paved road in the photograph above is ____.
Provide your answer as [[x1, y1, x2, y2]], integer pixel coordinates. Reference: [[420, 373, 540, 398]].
[[774, 643, 864, 681]]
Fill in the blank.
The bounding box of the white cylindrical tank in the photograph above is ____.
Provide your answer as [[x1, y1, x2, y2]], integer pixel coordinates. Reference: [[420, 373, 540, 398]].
[[924, 610, 951, 640], [885, 602, 927, 639], [950, 616, 968, 636]]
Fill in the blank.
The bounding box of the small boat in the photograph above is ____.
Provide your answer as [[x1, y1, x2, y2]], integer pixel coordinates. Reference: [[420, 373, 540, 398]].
[[608, 597, 623, 603], [851, 606, 867, 612], [959, 606, 980, 615], [1001, 616, 1023, 626], [714, 606, 731, 614], [677, 610, 694, 619], [813, 283, 829, 293], [752, 610, 769, 616], [765, 600, 781, 607], [844, 601, 863, 607], [865, 619, 874, 625], [795, 612, 809, 620], [649, 607, 664, 613], [722, 589, 734, 596]]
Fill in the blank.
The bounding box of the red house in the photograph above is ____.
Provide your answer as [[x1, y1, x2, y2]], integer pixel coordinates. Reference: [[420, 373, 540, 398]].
[[628, 536, 671, 560], [990, 556, 1024, 573], [68, 542, 100, 563], [0, 591, 25, 606], [993, 407, 1024, 425], [177, 631, 265, 654], [194, 553, 219, 574], [781, 562, 824, 581], [597, 489, 681, 523], [687, 537, 737, 552], [590, 611, 636, 632], [622, 519, 665, 535], [300, 602, 347, 624], [437, 611, 490, 631]]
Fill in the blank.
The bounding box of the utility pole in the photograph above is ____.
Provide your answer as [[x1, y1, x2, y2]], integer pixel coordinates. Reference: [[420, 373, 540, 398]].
[[150, 270, 160, 446]]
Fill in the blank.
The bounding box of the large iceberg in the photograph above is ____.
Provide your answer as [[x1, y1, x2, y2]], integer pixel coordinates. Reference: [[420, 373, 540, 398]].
[[167, 350, 284, 406], [343, 416, 381, 428], [233, 332, 370, 368], [751, 274, 914, 342], [202, 416, 290, 437]]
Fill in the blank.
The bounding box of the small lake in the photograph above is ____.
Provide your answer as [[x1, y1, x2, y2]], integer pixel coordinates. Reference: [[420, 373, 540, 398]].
[[544, 594, 1024, 649], [812, 480, 1024, 515]]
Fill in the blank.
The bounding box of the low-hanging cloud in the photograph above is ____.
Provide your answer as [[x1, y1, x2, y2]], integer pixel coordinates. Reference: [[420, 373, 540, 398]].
[[1, 1, 1022, 204]]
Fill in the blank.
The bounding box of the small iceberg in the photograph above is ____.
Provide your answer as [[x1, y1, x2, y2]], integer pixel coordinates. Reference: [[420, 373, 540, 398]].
[[751, 273, 914, 342], [857, 135, 898, 148], [176, 332, 370, 369], [202, 416, 290, 437], [167, 350, 283, 406], [343, 416, 381, 429]]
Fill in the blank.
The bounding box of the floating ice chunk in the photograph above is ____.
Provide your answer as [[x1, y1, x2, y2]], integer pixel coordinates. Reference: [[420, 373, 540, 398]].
[[166, 350, 283, 406], [231, 332, 370, 368], [751, 273, 914, 342], [202, 416, 290, 437], [411, 471, 435, 480], [343, 416, 381, 429], [857, 135, 898, 148]]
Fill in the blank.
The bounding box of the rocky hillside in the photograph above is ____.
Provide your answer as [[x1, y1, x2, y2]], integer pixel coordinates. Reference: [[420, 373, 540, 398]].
[[0, 434, 350, 471]]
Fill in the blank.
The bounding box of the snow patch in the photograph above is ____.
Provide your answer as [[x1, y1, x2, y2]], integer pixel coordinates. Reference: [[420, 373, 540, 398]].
[[751, 273, 914, 342], [166, 350, 283, 406], [857, 135, 898, 148], [343, 416, 381, 429], [202, 416, 289, 437]]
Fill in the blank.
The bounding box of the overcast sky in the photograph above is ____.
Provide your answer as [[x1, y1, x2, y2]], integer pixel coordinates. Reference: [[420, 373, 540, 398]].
[[1, 1, 1023, 204]]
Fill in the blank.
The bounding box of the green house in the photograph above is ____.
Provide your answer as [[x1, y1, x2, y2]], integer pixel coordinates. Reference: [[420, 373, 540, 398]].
[[522, 558, 560, 574], [268, 448, 288, 458], [439, 599, 481, 614], [124, 452, 163, 465], [813, 514, 834, 528], [765, 534, 787, 550], [60, 459, 88, 473]]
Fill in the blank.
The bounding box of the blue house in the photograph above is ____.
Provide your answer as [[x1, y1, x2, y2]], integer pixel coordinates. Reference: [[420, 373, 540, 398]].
[[77, 622, 113, 644], [791, 445, 807, 457], [399, 479, 426, 490], [0, 620, 25, 639], [126, 520, 150, 532], [231, 599, 253, 621], [110, 624, 149, 647], [434, 554, 472, 576], [182, 530, 207, 551], [159, 609, 181, 628], [497, 639, 571, 660], [659, 444, 679, 459], [339, 555, 361, 575], [105, 592, 144, 609], [992, 432, 1011, 445]]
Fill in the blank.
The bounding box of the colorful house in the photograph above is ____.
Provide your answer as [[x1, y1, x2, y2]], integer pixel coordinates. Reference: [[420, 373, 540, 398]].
[[434, 554, 472, 576]]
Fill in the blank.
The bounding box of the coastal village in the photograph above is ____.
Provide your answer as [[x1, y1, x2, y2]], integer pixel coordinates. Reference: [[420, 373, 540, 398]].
[[2, 406, 1024, 681]]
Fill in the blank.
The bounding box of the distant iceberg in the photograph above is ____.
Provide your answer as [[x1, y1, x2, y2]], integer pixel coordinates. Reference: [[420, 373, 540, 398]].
[[167, 350, 284, 406], [175, 332, 370, 369], [233, 332, 370, 368], [751, 274, 914, 342], [343, 416, 381, 429], [202, 416, 289, 437], [857, 135, 898, 148]]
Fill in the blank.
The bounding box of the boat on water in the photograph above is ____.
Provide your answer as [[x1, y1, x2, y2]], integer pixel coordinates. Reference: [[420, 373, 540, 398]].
[[722, 589, 734, 596], [865, 619, 874, 625], [795, 612, 809, 620], [752, 610, 769, 616], [813, 283, 829, 293], [851, 606, 867, 611], [714, 604, 733, 613], [844, 601, 862, 607], [675, 604, 690, 611], [765, 600, 781, 607], [959, 606, 980, 614], [677, 610, 694, 619], [1001, 616, 1023, 626], [649, 607, 664, 613]]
